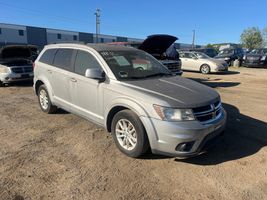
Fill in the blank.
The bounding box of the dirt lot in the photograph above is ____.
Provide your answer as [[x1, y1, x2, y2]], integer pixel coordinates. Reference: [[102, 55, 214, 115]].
[[0, 67, 267, 200]]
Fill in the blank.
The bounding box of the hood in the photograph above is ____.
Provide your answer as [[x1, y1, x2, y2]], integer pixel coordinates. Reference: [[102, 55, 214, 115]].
[[138, 34, 178, 55], [0, 45, 32, 59], [123, 76, 219, 108], [214, 53, 233, 58]]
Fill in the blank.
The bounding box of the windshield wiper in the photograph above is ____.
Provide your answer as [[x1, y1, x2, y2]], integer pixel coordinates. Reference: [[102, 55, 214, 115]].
[[143, 73, 173, 78]]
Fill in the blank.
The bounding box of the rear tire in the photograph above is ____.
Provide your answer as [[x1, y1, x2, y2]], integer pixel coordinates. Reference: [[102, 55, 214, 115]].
[[200, 64, 211, 74], [111, 110, 149, 158], [37, 85, 57, 114]]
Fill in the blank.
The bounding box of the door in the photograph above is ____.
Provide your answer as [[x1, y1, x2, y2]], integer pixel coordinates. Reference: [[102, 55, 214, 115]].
[[69, 50, 104, 124], [50, 48, 76, 108], [180, 52, 200, 71]]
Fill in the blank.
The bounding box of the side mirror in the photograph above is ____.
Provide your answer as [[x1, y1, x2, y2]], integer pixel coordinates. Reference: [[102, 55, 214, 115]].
[[85, 68, 105, 81]]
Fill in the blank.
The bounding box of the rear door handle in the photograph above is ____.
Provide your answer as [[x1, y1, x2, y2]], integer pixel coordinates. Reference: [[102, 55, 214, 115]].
[[70, 78, 77, 82]]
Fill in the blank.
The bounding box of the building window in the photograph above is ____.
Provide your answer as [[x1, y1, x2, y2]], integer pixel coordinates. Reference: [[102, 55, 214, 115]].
[[0, 28, 2, 34], [112, 39, 115, 42], [18, 30, 24, 36], [73, 35, 77, 41], [100, 38, 104, 43], [57, 33, 62, 39]]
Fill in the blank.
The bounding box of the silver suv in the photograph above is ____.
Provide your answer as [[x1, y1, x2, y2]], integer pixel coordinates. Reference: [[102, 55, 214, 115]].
[[34, 43, 227, 158]]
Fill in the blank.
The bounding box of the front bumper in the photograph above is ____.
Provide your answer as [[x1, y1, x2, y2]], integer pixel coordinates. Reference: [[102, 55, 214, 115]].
[[0, 72, 33, 83], [140, 109, 227, 157], [213, 65, 228, 72], [242, 61, 266, 67]]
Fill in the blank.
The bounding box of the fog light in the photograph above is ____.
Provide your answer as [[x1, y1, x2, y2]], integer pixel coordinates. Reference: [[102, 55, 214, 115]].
[[5, 77, 10, 80], [175, 142, 195, 152]]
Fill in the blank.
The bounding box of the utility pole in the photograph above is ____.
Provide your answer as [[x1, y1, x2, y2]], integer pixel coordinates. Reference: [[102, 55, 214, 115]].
[[192, 30, 195, 49], [95, 8, 101, 43]]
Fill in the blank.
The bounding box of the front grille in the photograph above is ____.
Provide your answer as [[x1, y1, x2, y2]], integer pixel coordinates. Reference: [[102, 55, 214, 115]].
[[11, 67, 23, 73], [164, 63, 180, 72], [193, 101, 222, 123], [11, 66, 33, 74], [24, 67, 33, 73]]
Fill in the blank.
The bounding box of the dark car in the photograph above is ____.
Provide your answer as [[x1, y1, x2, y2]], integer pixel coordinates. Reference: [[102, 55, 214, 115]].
[[242, 48, 267, 67], [215, 48, 244, 66], [189, 48, 218, 58], [108, 34, 182, 75]]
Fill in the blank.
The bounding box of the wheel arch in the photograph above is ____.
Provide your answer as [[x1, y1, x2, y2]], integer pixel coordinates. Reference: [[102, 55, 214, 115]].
[[34, 77, 54, 103], [105, 99, 149, 133]]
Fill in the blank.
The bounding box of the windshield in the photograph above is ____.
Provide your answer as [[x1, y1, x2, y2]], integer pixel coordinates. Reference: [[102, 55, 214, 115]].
[[218, 49, 234, 55], [100, 50, 172, 80], [195, 52, 210, 59], [250, 49, 267, 54]]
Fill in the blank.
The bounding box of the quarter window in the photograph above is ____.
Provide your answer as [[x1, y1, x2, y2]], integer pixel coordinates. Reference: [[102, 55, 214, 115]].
[[39, 49, 57, 65], [53, 49, 75, 71], [74, 50, 101, 75]]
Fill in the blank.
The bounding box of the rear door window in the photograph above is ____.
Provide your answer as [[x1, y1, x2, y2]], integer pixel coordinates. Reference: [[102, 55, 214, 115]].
[[39, 49, 57, 65], [74, 50, 101, 76], [53, 48, 75, 71]]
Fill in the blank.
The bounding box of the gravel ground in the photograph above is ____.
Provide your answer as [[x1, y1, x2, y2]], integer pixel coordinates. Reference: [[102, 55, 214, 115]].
[[0, 67, 266, 200]]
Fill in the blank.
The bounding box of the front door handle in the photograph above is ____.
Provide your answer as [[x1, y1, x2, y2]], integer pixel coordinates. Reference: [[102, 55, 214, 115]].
[[70, 78, 77, 82]]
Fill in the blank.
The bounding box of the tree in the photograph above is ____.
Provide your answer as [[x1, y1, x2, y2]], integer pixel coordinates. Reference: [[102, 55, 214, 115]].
[[262, 27, 267, 47], [240, 27, 264, 49]]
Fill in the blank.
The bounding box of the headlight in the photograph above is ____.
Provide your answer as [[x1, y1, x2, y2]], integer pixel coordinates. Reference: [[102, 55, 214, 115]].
[[0, 66, 9, 73], [153, 105, 195, 121], [243, 55, 246, 60], [224, 57, 230, 61], [261, 56, 266, 61]]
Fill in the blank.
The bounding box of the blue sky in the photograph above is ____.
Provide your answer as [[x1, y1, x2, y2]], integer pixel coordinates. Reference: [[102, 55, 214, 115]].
[[0, 0, 266, 45]]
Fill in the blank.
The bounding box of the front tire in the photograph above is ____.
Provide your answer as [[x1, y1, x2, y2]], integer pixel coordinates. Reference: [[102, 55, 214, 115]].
[[200, 64, 211, 74], [37, 85, 57, 114], [111, 110, 149, 158]]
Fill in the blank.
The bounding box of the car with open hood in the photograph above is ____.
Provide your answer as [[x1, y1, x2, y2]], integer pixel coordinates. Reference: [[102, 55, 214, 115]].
[[0, 45, 37, 86], [108, 34, 182, 75], [179, 51, 228, 74], [34, 43, 226, 158], [242, 48, 267, 67]]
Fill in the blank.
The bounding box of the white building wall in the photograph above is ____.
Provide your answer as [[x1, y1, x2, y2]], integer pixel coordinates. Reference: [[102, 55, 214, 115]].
[[0, 24, 27, 44], [46, 29, 79, 44]]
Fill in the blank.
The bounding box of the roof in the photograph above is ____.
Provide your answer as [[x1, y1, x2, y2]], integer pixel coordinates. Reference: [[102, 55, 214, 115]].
[[44, 43, 141, 52]]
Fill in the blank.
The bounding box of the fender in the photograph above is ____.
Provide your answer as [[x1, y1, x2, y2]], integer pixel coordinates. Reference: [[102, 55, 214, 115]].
[[104, 97, 159, 150], [34, 75, 55, 104], [104, 96, 150, 124]]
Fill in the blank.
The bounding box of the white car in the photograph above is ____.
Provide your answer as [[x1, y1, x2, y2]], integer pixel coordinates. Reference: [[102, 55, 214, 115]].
[[179, 51, 228, 74]]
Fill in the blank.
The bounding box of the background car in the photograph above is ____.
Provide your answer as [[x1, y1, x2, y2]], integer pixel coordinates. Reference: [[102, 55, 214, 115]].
[[0, 45, 37, 86], [242, 48, 267, 67], [179, 51, 228, 74], [108, 34, 183, 75], [214, 48, 244, 66], [188, 48, 218, 58]]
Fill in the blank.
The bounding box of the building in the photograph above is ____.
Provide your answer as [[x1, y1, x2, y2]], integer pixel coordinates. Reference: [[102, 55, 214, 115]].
[[0, 23, 143, 48], [0, 23, 196, 50]]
